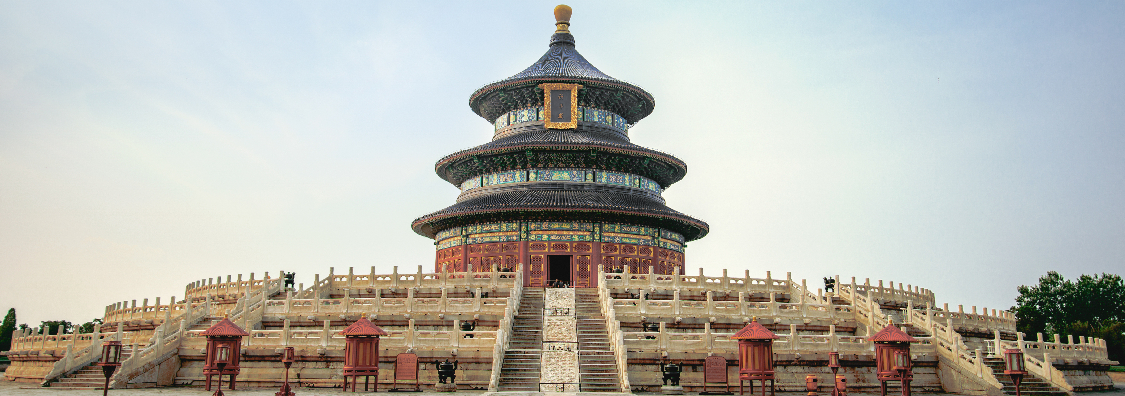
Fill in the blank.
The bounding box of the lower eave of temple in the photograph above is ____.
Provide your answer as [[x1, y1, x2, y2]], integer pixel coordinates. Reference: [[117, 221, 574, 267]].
[[411, 189, 709, 241]]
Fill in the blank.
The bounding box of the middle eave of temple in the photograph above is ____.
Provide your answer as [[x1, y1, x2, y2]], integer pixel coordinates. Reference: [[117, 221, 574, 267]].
[[433, 124, 689, 187]]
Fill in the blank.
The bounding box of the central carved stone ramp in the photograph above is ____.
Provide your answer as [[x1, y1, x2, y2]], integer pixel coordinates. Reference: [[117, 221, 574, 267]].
[[497, 288, 545, 391], [576, 288, 621, 392], [983, 357, 1068, 396]]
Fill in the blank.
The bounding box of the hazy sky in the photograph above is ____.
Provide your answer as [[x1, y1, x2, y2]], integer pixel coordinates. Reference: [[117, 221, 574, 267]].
[[2, 1, 1123, 326]]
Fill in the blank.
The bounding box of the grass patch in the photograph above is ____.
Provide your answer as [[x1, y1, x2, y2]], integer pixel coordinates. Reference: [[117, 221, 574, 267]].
[[1108, 366, 1125, 372]]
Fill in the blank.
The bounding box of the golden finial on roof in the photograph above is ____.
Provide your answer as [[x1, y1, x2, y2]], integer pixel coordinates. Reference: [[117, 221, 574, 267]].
[[554, 4, 572, 33]]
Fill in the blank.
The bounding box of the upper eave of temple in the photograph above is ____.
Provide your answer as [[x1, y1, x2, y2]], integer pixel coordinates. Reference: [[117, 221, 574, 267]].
[[434, 123, 688, 187], [468, 19, 655, 125]]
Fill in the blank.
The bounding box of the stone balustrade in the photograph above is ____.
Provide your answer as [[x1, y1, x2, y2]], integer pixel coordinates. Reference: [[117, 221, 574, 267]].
[[842, 277, 935, 307], [610, 293, 855, 321], [182, 320, 499, 351], [5, 325, 147, 357], [619, 323, 937, 356], [1002, 332, 1111, 363], [184, 271, 279, 302], [603, 268, 791, 294], [925, 303, 1017, 333], [262, 294, 510, 316]]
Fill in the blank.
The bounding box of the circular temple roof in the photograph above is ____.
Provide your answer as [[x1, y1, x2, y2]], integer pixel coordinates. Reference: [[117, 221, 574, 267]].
[[468, 13, 656, 124]]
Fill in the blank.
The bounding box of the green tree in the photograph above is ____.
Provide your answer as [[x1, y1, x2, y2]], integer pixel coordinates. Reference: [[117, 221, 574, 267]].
[[39, 320, 73, 335], [77, 319, 103, 334], [1012, 272, 1125, 362], [0, 308, 15, 351]]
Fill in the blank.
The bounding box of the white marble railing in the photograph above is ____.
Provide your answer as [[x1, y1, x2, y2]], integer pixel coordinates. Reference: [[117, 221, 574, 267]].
[[40, 325, 120, 385], [602, 268, 790, 294], [263, 293, 509, 316], [109, 295, 218, 388], [989, 333, 1110, 363], [302, 266, 519, 298], [183, 272, 280, 302], [620, 323, 937, 356], [488, 270, 522, 391], [843, 277, 935, 308], [611, 294, 855, 321], [597, 268, 630, 392], [904, 302, 1004, 391]]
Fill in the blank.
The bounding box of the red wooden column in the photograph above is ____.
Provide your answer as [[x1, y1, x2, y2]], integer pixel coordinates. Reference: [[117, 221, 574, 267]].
[[202, 318, 249, 391], [341, 317, 388, 392], [733, 319, 779, 396], [868, 325, 918, 396]]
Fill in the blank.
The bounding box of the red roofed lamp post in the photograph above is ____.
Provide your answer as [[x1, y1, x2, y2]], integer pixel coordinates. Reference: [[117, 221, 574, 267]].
[[868, 325, 918, 396], [96, 340, 122, 396], [733, 319, 779, 396], [341, 317, 388, 392], [828, 352, 842, 396], [276, 346, 296, 396], [202, 318, 249, 393], [1003, 349, 1027, 396]]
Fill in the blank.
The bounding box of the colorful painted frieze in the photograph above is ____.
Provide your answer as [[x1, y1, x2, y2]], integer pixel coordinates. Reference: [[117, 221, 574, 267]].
[[527, 221, 593, 231], [436, 227, 462, 241], [602, 233, 654, 246], [660, 229, 685, 243], [529, 169, 586, 182], [461, 169, 662, 195], [527, 232, 593, 242], [437, 238, 462, 250], [466, 233, 520, 244], [659, 239, 684, 252], [602, 223, 657, 237], [495, 106, 629, 132], [460, 176, 482, 191], [596, 171, 634, 187], [482, 170, 526, 187], [463, 222, 520, 234]]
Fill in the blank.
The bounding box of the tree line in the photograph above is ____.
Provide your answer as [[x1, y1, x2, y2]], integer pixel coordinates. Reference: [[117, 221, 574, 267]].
[[0, 308, 103, 353], [1011, 271, 1125, 363]]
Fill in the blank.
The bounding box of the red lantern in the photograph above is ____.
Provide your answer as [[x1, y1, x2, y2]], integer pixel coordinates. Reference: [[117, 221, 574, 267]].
[[1003, 349, 1027, 396], [341, 317, 388, 392], [96, 340, 123, 396], [202, 318, 248, 393], [868, 325, 917, 396], [732, 319, 779, 396]]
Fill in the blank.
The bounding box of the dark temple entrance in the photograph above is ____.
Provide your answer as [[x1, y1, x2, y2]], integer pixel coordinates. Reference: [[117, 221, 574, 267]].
[[547, 255, 572, 287]]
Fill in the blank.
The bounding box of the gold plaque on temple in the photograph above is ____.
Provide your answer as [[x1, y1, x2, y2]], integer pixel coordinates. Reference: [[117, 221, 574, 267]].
[[541, 82, 582, 129]]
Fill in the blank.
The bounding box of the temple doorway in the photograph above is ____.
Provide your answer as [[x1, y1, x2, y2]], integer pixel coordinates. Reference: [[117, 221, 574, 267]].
[[547, 255, 572, 287]]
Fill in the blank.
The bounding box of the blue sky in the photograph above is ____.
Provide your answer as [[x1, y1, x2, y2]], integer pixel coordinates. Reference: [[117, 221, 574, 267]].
[[1, 1, 1123, 325]]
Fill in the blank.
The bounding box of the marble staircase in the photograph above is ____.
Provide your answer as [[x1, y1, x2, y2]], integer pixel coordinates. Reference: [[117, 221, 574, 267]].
[[48, 350, 133, 389], [497, 288, 545, 391], [983, 357, 1068, 396], [576, 288, 621, 392]]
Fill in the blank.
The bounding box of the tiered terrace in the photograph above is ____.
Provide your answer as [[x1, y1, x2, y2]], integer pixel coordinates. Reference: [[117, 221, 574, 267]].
[[3, 266, 1114, 394]]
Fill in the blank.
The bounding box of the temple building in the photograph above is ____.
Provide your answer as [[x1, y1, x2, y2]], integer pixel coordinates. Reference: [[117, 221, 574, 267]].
[[412, 5, 706, 289], [2, 5, 1116, 395]]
